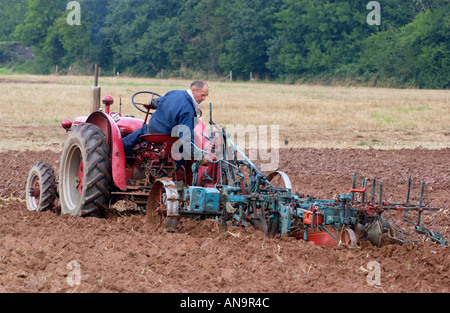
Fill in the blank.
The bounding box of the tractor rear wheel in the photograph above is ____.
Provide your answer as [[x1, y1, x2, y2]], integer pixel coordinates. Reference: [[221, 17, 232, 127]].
[[59, 123, 111, 217], [26, 162, 57, 212]]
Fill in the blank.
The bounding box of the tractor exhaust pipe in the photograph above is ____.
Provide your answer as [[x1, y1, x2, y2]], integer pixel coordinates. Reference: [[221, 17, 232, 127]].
[[91, 64, 101, 113]]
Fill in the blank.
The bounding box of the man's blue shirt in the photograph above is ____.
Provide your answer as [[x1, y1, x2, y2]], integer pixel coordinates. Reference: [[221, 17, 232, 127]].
[[122, 89, 198, 157], [148, 90, 196, 136]]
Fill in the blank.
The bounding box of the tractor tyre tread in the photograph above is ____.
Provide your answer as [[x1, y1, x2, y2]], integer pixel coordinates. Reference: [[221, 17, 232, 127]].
[[59, 123, 111, 217], [26, 162, 57, 212]]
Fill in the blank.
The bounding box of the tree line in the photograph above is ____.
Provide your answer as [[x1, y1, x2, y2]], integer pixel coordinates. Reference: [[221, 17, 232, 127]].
[[0, 0, 448, 89]]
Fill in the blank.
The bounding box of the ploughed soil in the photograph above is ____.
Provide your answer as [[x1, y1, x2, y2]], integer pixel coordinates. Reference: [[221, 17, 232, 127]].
[[0, 148, 448, 293]]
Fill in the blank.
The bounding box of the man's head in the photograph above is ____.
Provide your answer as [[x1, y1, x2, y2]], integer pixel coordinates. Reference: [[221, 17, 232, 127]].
[[190, 80, 209, 105]]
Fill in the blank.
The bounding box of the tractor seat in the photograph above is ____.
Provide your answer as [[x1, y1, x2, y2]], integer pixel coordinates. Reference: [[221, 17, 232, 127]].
[[140, 134, 178, 146]]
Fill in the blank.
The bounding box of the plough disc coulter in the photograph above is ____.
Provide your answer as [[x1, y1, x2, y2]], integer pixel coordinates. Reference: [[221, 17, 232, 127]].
[[25, 94, 447, 249]]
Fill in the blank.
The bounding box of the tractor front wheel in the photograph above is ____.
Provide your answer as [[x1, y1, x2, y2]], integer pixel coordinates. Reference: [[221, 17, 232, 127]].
[[59, 123, 111, 217], [26, 162, 57, 212]]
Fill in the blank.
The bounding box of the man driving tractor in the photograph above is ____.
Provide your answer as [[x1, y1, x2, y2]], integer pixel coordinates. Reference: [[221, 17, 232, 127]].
[[122, 80, 210, 162]]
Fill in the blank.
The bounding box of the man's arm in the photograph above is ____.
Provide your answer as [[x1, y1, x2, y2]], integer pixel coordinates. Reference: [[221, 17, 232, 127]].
[[173, 111, 196, 160]]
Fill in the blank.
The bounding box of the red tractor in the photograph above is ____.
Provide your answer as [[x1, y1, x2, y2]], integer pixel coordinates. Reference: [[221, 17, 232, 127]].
[[26, 91, 213, 232]]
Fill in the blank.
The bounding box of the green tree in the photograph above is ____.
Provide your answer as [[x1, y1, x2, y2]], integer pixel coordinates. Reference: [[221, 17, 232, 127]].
[[44, 15, 94, 70], [176, 0, 233, 74], [266, 0, 420, 81], [4, 0, 448, 88], [14, 0, 63, 48], [359, 2, 449, 88], [218, 0, 281, 79], [0, 0, 27, 41], [101, 0, 181, 75], [13, 0, 65, 73], [267, 0, 369, 78], [82, 0, 110, 66], [12, 0, 96, 73]]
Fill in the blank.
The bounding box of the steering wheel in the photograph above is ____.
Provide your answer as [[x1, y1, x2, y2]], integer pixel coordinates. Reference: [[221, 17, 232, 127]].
[[132, 91, 162, 115]]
